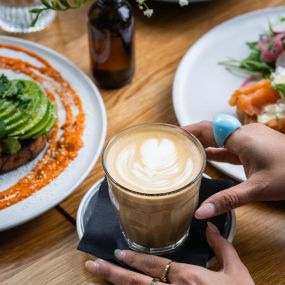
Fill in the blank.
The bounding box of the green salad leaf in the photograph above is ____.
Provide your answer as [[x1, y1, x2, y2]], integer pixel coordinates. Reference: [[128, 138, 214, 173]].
[[274, 83, 285, 100], [220, 20, 276, 78], [0, 74, 10, 95], [219, 56, 273, 79], [219, 39, 274, 79], [0, 75, 32, 108]]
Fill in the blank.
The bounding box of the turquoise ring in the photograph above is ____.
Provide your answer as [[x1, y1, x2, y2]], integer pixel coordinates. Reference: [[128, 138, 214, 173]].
[[213, 114, 242, 147]]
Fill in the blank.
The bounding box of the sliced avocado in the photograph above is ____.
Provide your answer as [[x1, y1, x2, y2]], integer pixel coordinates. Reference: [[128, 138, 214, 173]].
[[20, 100, 52, 139], [0, 77, 57, 140], [4, 111, 23, 124], [8, 84, 48, 137], [5, 94, 39, 134], [1, 80, 34, 134], [22, 101, 57, 139], [0, 119, 6, 139], [6, 117, 31, 135], [0, 104, 16, 120], [31, 103, 57, 139], [10, 80, 44, 127], [1, 138, 21, 155], [5, 81, 39, 126]]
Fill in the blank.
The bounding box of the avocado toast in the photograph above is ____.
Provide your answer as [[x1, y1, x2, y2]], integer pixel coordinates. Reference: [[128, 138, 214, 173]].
[[0, 75, 57, 173]]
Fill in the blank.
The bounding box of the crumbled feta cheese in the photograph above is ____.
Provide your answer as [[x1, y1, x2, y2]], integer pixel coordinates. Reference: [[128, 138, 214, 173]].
[[258, 101, 285, 123], [272, 66, 285, 85]]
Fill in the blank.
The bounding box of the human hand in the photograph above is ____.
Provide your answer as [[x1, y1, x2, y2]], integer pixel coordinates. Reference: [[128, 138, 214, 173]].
[[85, 223, 255, 285], [184, 121, 285, 219]]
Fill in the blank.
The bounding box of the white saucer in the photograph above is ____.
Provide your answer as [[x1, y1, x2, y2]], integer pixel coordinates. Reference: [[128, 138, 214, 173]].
[[76, 176, 236, 267]]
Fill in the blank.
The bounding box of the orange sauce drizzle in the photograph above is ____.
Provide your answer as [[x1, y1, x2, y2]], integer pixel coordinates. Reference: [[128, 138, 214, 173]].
[[0, 44, 85, 209]]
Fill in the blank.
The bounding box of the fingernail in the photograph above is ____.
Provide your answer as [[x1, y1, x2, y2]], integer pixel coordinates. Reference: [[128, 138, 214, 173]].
[[195, 203, 216, 219], [207, 222, 220, 234], [85, 261, 99, 273], [114, 249, 125, 260]]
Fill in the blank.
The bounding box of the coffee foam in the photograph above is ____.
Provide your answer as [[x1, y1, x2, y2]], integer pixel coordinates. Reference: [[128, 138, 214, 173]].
[[105, 127, 202, 194]]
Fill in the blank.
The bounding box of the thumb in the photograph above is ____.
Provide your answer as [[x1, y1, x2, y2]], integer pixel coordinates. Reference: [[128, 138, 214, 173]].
[[195, 179, 258, 219], [206, 222, 242, 271]]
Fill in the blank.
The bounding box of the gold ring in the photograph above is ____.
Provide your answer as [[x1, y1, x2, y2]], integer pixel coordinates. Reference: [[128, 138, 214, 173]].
[[149, 278, 160, 285], [160, 260, 174, 283]]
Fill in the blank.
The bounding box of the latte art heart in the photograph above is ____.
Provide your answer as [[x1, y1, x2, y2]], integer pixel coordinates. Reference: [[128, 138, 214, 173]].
[[140, 138, 177, 170], [106, 126, 202, 194]]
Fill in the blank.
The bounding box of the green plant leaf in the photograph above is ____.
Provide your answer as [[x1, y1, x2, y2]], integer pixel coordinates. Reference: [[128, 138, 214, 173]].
[[41, 0, 53, 8], [29, 8, 45, 13], [59, 0, 71, 8], [30, 0, 93, 25], [31, 13, 41, 27]]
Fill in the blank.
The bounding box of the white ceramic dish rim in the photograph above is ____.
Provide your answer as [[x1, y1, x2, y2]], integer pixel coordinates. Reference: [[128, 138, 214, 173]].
[[0, 36, 107, 231]]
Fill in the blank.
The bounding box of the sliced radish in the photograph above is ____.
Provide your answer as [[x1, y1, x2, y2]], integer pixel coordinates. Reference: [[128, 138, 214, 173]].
[[259, 35, 285, 63], [275, 33, 285, 50], [276, 51, 285, 67]]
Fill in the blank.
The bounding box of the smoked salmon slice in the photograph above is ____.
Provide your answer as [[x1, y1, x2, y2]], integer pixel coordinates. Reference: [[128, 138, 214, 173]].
[[229, 80, 280, 116]]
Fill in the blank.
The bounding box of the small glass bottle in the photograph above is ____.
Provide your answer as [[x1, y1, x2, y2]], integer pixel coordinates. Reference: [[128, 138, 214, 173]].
[[88, 0, 135, 89]]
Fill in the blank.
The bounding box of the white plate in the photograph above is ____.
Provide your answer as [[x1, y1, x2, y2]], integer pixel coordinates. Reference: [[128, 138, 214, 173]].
[[0, 36, 107, 231], [173, 6, 285, 181]]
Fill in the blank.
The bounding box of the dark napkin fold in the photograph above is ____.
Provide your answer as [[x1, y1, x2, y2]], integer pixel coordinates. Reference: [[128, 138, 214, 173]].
[[78, 177, 234, 268]]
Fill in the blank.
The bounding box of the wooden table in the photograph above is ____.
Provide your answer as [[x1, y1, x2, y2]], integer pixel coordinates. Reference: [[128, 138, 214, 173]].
[[1, 0, 285, 284]]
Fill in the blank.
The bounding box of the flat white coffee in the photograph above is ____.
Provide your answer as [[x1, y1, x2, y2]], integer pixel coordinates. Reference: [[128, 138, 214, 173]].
[[105, 126, 202, 194]]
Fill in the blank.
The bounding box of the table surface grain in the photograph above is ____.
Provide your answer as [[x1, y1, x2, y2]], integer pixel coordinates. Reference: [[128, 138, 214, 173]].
[[1, 0, 285, 284]]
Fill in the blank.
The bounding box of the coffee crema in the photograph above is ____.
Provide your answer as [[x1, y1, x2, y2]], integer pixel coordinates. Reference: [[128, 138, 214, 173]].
[[105, 126, 202, 194]]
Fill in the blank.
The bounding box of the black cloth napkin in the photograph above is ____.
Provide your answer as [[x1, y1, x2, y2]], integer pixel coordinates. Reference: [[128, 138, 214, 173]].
[[78, 177, 234, 268]]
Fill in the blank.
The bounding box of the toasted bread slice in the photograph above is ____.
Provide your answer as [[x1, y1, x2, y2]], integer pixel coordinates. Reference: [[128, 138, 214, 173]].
[[236, 108, 257, 125], [0, 133, 50, 174]]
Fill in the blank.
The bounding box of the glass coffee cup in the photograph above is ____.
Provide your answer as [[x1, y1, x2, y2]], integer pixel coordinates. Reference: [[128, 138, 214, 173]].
[[103, 124, 206, 254]]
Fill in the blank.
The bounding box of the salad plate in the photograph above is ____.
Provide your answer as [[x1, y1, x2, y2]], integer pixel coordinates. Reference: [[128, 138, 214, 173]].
[[173, 6, 285, 181], [0, 36, 107, 231]]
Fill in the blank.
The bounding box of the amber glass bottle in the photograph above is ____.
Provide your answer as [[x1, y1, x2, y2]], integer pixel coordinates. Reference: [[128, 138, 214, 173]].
[[88, 0, 135, 89]]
